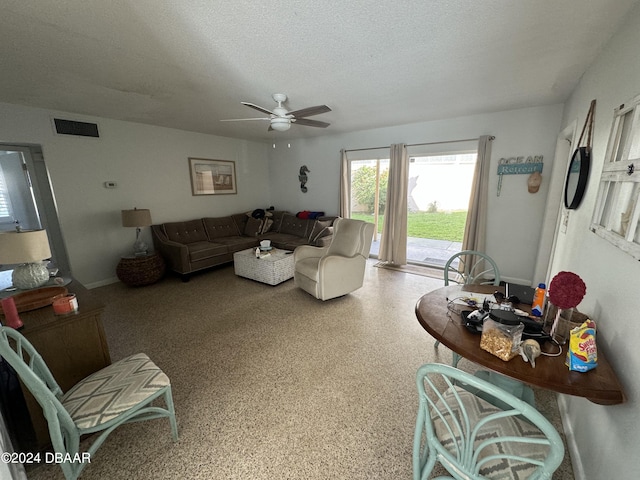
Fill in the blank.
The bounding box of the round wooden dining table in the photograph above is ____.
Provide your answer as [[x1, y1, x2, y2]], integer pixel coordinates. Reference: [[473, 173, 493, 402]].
[[415, 284, 625, 405]]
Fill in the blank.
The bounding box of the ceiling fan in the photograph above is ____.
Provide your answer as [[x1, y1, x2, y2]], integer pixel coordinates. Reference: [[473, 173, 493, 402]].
[[221, 93, 331, 132]]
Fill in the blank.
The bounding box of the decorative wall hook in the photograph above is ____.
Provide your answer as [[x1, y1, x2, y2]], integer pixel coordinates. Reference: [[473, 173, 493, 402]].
[[299, 165, 310, 193]]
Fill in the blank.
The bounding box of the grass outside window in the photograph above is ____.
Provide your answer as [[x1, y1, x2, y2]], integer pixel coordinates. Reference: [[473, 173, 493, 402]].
[[350, 211, 467, 242]]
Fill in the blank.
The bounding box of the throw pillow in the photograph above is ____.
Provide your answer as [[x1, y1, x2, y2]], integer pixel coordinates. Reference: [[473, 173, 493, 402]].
[[269, 211, 287, 232], [244, 217, 262, 237], [312, 227, 333, 245], [310, 220, 333, 243]]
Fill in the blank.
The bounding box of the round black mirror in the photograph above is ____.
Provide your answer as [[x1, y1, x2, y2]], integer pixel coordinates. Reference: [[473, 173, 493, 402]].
[[564, 146, 590, 209]]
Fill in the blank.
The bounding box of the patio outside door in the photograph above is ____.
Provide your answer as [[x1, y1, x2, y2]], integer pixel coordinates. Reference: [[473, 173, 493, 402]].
[[405, 152, 476, 267]]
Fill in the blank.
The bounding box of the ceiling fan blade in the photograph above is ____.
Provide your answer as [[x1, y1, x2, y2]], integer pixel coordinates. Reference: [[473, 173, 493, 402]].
[[241, 102, 275, 115], [293, 118, 330, 128], [220, 118, 270, 122], [287, 105, 331, 118]]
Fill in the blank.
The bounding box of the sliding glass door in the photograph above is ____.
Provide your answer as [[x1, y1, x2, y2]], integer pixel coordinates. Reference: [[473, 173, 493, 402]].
[[405, 151, 476, 266], [345, 141, 478, 266]]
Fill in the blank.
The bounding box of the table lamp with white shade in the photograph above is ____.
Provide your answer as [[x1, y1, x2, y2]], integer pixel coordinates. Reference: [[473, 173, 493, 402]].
[[121, 208, 152, 256], [0, 229, 52, 290]]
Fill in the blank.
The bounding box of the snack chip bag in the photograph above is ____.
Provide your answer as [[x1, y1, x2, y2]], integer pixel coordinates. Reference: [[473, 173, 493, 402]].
[[566, 319, 597, 372]]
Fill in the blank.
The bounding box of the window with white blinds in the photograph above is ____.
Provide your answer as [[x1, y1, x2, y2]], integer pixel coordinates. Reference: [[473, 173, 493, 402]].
[[0, 165, 13, 220]]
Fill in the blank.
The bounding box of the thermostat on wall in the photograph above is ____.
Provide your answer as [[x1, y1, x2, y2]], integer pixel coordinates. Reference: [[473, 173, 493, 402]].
[[104, 181, 117, 189]]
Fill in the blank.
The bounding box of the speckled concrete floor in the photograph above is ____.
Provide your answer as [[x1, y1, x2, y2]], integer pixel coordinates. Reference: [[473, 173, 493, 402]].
[[26, 261, 574, 479]]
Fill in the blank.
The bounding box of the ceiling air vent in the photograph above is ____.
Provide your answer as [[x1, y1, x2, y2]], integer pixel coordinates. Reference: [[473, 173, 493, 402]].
[[53, 118, 100, 137]]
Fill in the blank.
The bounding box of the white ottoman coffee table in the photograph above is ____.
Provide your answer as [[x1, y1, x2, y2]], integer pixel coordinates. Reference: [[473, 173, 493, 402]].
[[233, 248, 295, 285]]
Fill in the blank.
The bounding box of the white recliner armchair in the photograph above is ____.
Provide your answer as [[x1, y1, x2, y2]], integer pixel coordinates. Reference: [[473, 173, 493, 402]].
[[294, 217, 374, 300]]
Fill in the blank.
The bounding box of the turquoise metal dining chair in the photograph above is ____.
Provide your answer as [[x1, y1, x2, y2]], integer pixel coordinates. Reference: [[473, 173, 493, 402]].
[[0, 326, 178, 480], [444, 250, 501, 287], [413, 363, 564, 480], [437, 250, 501, 367]]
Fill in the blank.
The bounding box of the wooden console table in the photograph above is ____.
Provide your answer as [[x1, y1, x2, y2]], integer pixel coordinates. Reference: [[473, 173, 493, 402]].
[[415, 284, 625, 405], [2, 280, 111, 451]]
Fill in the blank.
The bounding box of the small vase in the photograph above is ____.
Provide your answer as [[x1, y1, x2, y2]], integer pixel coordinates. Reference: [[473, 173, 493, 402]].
[[544, 302, 575, 345]]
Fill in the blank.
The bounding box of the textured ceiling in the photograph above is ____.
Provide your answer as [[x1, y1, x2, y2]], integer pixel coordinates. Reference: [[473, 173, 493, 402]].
[[1, 0, 638, 141]]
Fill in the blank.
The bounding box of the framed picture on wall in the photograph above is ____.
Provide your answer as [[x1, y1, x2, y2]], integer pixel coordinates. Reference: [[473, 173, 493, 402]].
[[188, 158, 237, 195]]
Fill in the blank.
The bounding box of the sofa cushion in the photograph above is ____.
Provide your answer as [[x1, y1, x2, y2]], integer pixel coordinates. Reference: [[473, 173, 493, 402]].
[[263, 233, 309, 250], [188, 241, 227, 262], [269, 211, 287, 232], [164, 220, 208, 244], [203, 217, 241, 239], [244, 217, 263, 236], [231, 213, 248, 233], [279, 213, 310, 238], [211, 236, 257, 251], [309, 220, 333, 243]]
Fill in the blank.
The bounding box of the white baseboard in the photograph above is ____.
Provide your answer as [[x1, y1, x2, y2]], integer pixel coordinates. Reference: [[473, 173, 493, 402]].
[[557, 394, 585, 480], [85, 276, 120, 289]]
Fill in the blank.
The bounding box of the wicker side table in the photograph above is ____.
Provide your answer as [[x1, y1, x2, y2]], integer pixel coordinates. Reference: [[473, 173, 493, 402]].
[[233, 248, 295, 285], [116, 252, 165, 286]]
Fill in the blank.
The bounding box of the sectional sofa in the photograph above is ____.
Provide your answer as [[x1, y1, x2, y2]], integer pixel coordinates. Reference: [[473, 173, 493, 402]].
[[151, 210, 336, 280]]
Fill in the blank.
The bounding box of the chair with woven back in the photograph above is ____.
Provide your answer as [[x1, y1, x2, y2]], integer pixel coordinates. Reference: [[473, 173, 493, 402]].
[[436, 250, 501, 367], [413, 363, 564, 480], [0, 326, 178, 480], [444, 250, 501, 287]]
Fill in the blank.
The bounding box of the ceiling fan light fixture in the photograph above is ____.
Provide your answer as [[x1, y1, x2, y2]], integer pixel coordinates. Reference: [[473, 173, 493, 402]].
[[270, 117, 291, 131], [223, 94, 330, 132]]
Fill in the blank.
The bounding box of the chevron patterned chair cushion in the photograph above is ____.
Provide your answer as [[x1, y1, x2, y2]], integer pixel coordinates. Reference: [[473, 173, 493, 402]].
[[62, 353, 171, 430], [433, 386, 549, 479]]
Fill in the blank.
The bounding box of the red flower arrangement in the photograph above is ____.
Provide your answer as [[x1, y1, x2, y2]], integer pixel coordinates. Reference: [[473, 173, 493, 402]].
[[548, 271, 587, 309]]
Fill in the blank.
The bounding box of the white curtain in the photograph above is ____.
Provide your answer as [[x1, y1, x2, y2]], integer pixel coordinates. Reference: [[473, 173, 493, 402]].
[[339, 149, 350, 218], [462, 135, 494, 254], [378, 143, 408, 264]]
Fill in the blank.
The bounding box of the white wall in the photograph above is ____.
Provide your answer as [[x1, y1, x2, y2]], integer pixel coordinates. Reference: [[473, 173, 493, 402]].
[[549, 4, 640, 478], [0, 102, 271, 287], [268, 105, 563, 284]]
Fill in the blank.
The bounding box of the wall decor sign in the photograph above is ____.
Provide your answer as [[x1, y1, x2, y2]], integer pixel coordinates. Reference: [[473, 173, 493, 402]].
[[188, 158, 237, 195], [496, 155, 544, 196]]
